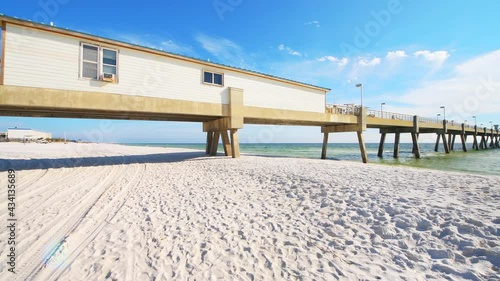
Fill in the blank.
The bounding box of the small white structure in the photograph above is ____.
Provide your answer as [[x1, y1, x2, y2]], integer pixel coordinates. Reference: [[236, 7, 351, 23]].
[[7, 128, 51, 140]]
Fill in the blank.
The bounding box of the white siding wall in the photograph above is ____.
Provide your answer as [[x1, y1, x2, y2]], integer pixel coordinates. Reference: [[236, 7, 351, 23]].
[[4, 24, 326, 113]]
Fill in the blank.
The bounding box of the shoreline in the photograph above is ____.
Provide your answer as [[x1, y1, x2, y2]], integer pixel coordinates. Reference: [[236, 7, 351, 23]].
[[122, 142, 500, 177], [1, 141, 497, 177]]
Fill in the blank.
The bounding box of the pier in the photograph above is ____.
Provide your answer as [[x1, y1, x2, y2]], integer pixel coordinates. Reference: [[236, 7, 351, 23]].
[[321, 105, 499, 163], [0, 15, 497, 163]]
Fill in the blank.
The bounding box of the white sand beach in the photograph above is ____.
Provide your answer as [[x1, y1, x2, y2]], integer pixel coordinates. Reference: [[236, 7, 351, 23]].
[[0, 142, 499, 280]]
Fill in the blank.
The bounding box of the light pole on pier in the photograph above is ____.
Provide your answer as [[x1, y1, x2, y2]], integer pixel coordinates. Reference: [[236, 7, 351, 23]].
[[440, 106, 446, 122], [472, 116, 477, 127], [381, 102, 386, 118], [437, 113, 441, 122], [355, 83, 363, 108]]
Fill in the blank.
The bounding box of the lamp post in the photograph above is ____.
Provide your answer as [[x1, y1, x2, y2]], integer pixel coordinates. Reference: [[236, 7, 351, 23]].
[[355, 83, 363, 108], [490, 121, 493, 130], [381, 102, 386, 118], [472, 116, 477, 127], [440, 106, 446, 122], [437, 113, 441, 122]]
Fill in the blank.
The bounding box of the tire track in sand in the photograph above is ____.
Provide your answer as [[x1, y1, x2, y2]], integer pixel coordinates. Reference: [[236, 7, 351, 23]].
[[35, 163, 145, 281], [12, 163, 127, 281]]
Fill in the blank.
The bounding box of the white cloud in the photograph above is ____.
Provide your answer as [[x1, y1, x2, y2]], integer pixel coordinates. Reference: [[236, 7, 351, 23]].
[[316, 56, 349, 67], [195, 34, 252, 68], [397, 50, 500, 120], [113, 33, 194, 56], [358, 57, 382, 67], [414, 50, 450, 64], [386, 50, 408, 60], [304, 20, 321, 28], [160, 40, 193, 55], [278, 44, 302, 56]]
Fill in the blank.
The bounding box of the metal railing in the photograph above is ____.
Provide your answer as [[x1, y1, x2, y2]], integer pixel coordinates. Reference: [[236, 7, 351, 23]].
[[366, 109, 414, 122], [326, 104, 479, 128], [326, 104, 360, 116]]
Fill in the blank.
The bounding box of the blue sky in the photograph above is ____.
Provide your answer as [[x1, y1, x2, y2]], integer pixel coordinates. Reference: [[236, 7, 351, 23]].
[[1, 0, 499, 143]]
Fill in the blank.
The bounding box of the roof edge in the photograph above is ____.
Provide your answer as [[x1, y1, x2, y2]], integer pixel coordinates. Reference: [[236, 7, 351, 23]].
[[0, 14, 331, 93]]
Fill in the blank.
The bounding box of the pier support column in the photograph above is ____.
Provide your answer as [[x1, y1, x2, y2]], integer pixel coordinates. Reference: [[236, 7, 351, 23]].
[[357, 107, 368, 163], [460, 134, 467, 152], [321, 133, 329, 159], [442, 120, 450, 154], [448, 133, 453, 151], [434, 134, 440, 152], [394, 132, 401, 158], [473, 135, 479, 150], [495, 130, 500, 148], [221, 131, 232, 157], [451, 134, 456, 151], [442, 133, 450, 154], [210, 132, 221, 156], [377, 133, 386, 158], [230, 129, 240, 158], [411, 133, 421, 159], [412, 116, 421, 159], [490, 130, 495, 148], [357, 132, 368, 164], [205, 132, 214, 154], [460, 124, 467, 152]]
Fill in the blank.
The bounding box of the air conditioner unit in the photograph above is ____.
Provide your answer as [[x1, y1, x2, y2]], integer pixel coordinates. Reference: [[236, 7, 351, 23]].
[[101, 73, 115, 82]]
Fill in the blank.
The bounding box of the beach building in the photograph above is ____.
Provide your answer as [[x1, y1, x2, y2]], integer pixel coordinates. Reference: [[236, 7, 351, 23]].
[[7, 127, 51, 140]]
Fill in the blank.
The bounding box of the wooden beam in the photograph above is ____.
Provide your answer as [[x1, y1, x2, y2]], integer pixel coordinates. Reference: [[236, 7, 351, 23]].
[[321, 132, 329, 159], [221, 130, 232, 157], [451, 134, 456, 151], [357, 131, 368, 164], [230, 129, 240, 158], [377, 133, 386, 158], [394, 132, 400, 158], [322, 124, 358, 133], [210, 132, 220, 156]]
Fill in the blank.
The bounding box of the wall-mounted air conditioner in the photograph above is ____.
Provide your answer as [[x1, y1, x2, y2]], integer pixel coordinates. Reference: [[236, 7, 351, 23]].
[[101, 73, 115, 82]]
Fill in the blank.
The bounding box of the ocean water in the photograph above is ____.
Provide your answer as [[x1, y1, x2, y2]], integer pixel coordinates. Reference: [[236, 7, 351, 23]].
[[126, 143, 500, 176]]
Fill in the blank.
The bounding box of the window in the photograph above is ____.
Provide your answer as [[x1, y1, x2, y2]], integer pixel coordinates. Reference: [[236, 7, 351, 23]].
[[203, 70, 223, 86], [82, 44, 98, 79], [80, 43, 118, 81], [102, 48, 117, 75]]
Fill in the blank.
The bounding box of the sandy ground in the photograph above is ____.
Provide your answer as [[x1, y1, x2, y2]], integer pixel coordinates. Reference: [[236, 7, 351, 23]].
[[0, 142, 499, 281]]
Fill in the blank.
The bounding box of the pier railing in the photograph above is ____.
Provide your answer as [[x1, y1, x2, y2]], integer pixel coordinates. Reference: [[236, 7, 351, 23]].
[[325, 105, 360, 116], [326, 104, 476, 128]]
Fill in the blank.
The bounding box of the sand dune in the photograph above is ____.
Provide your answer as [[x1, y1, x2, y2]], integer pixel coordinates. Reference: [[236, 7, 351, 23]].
[[0, 143, 498, 280]]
